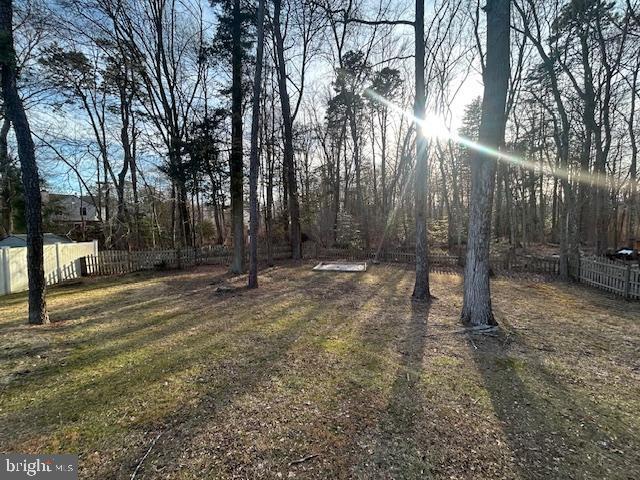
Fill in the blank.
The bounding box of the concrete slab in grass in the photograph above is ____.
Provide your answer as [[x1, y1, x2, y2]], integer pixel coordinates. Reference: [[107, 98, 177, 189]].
[[312, 262, 367, 272]]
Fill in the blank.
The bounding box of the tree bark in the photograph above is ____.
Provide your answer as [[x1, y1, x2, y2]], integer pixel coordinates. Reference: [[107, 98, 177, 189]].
[[229, 0, 245, 273], [0, 0, 48, 324], [248, 0, 265, 289], [264, 113, 274, 266], [206, 155, 225, 245], [627, 62, 638, 246], [0, 114, 13, 236], [274, 0, 302, 260], [461, 0, 510, 326], [412, 0, 431, 300]]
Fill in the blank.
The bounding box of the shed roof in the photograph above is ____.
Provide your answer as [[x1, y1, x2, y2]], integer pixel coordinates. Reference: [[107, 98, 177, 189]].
[[0, 233, 75, 248]]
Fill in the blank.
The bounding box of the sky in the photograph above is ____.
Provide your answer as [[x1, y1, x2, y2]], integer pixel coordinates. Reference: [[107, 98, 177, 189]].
[[25, 0, 487, 195]]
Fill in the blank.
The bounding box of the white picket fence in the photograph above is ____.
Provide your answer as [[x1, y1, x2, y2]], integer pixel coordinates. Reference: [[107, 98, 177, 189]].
[[577, 256, 640, 300], [0, 240, 98, 296]]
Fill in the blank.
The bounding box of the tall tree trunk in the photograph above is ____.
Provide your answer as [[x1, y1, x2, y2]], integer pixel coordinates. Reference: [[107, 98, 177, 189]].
[[332, 122, 346, 244], [0, 0, 49, 324], [274, 0, 302, 259], [229, 0, 245, 273], [381, 109, 388, 220], [436, 141, 454, 248], [176, 174, 192, 247], [248, 0, 265, 288], [265, 128, 274, 266], [494, 163, 504, 240], [0, 115, 13, 236], [114, 65, 134, 249], [627, 66, 638, 246], [207, 158, 225, 245], [349, 111, 367, 248], [370, 115, 378, 218], [539, 156, 545, 243], [412, 0, 431, 300], [130, 152, 140, 249], [461, 0, 510, 327], [551, 175, 558, 243], [170, 182, 176, 248]]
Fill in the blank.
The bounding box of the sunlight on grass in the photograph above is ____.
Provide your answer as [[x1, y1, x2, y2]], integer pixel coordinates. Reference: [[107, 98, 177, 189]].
[[0, 264, 639, 479]]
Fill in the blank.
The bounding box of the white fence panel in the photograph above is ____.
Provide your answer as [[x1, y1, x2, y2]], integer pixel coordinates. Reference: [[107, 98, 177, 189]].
[[44, 244, 59, 285], [0, 240, 98, 296], [0, 248, 8, 295], [577, 256, 640, 300], [56, 242, 97, 282], [8, 246, 28, 293]]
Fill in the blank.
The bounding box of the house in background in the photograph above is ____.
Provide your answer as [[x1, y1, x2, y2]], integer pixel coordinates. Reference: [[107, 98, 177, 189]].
[[0, 233, 74, 248], [42, 190, 101, 225], [39, 190, 105, 242]]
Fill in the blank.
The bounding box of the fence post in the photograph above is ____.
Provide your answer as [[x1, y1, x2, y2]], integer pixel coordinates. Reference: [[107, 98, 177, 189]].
[[575, 255, 581, 282], [90, 239, 98, 275], [55, 242, 62, 284], [624, 263, 632, 300], [1, 247, 11, 294], [79, 256, 89, 277]]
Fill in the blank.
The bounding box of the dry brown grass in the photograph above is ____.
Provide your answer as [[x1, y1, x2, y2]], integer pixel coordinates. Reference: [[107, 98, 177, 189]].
[[0, 262, 638, 479]]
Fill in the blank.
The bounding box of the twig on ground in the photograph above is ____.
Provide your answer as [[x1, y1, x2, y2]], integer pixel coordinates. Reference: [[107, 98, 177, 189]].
[[475, 331, 499, 337], [288, 454, 319, 467], [424, 325, 499, 338], [131, 431, 163, 480]]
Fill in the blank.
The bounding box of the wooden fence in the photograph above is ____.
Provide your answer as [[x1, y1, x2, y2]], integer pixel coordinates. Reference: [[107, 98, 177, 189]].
[[577, 256, 640, 300], [83, 244, 293, 276], [84, 243, 560, 277], [81, 243, 640, 300], [304, 243, 559, 275]]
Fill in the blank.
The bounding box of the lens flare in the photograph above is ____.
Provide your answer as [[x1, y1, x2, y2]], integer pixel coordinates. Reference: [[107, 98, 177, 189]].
[[421, 112, 450, 139], [363, 88, 615, 190]]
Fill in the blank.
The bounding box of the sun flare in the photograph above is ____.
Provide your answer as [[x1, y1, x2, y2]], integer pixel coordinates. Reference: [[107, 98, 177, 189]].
[[421, 112, 451, 139]]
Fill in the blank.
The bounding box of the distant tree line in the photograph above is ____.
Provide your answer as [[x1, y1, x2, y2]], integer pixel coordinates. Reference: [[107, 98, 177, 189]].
[[1, 0, 639, 324]]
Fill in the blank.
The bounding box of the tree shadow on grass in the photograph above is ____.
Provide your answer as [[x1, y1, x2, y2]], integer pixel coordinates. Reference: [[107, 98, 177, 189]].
[[0, 266, 250, 329], [106, 274, 364, 479], [0, 267, 328, 375], [0, 270, 349, 440], [1, 269, 364, 478], [233, 267, 413, 478], [470, 326, 639, 479], [350, 298, 431, 479]]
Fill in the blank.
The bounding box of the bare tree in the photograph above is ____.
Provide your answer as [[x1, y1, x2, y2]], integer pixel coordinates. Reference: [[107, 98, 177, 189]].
[[248, 0, 266, 288], [0, 0, 48, 324], [412, 0, 431, 300], [513, 0, 578, 279], [225, 0, 247, 272], [273, 0, 302, 259], [460, 0, 510, 326]]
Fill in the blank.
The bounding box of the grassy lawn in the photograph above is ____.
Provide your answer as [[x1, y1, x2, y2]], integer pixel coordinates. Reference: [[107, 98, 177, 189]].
[[0, 263, 639, 479]]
